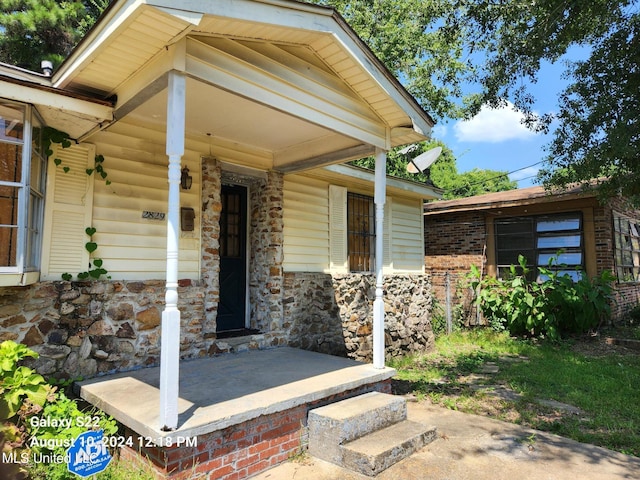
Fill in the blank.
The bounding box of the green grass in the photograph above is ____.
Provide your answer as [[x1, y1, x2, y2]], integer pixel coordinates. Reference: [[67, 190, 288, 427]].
[[390, 330, 640, 457]]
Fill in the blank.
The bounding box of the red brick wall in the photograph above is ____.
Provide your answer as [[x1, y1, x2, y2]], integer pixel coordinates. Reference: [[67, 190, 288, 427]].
[[425, 199, 640, 323], [599, 198, 640, 318], [424, 212, 487, 326], [118, 381, 391, 480]]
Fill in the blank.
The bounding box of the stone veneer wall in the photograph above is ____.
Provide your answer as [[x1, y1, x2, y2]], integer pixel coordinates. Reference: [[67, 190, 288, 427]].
[[200, 157, 222, 337], [249, 170, 285, 336], [284, 272, 435, 362], [0, 280, 206, 378]]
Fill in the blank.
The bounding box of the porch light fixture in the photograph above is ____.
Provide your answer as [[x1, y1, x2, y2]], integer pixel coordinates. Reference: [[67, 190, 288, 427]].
[[180, 166, 192, 190]]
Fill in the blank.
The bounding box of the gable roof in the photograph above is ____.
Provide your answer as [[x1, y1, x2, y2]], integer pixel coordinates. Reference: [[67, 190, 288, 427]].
[[44, 0, 434, 173]]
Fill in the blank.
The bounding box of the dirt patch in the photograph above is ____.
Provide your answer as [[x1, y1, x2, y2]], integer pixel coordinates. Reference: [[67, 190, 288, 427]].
[[570, 329, 640, 357]]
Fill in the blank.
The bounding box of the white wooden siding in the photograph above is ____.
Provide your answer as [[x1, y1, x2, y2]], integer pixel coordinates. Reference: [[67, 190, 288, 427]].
[[88, 123, 201, 280], [283, 175, 331, 272], [390, 197, 424, 273], [283, 175, 425, 274]]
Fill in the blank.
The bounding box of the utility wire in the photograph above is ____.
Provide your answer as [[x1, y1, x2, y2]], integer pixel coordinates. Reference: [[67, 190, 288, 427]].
[[445, 159, 546, 194]]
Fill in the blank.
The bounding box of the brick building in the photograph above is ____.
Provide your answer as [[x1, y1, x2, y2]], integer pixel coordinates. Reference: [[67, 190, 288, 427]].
[[424, 185, 640, 325]]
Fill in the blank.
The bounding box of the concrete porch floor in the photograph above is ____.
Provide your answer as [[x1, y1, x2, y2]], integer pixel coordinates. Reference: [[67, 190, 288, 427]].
[[76, 347, 396, 444]]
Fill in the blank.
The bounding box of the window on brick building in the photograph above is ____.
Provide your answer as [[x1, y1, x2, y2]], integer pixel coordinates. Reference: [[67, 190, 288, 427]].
[[495, 212, 584, 281], [347, 192, 375, 272], [613, 213, 640, 283]]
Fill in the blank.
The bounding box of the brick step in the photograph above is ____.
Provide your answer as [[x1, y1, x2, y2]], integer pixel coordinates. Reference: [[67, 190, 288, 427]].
[[308, 391, 407, 465], [341, 419, 438, 476]]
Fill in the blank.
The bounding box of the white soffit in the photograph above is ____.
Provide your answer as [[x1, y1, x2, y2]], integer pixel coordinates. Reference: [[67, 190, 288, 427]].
[[54, 3, 198, 96], [53, 0, 432, 167]]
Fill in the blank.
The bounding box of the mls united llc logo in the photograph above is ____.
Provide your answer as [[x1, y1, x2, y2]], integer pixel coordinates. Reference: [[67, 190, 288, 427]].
[[66, 430, 112, 478]]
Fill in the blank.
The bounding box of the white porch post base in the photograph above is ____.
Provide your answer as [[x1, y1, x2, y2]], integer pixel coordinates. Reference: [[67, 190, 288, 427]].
[[372, 296, 385, 369], [159, 309, 180, 430]]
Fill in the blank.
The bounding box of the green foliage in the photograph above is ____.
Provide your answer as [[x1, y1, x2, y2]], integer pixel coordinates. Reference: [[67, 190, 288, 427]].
[[0, 0, 107, 70], [0, 341, 52, 421], [0, 342, 120, 480], [46, 126, 112, 186], [393, 329, 640, 457], [538, 13, 640, 203], [469, 254, 615, 340], [77, 227, 108, 280], [28, 390, 118, 480], [62, 226, 109, 281], [350, 139, 516, 198], [442, 0, 639, 202], [316, 0, 640, 202]]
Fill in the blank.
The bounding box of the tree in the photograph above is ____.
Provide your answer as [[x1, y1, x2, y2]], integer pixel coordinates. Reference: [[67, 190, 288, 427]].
[[317, 0, 640, 201], [440, 0, 640, 201], [539, 12, 640, 200], [352, 141, 516, 199], [0, 1, 108, 70]]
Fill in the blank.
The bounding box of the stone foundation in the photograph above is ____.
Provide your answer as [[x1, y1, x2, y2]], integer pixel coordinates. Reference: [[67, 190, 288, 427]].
[[1, 272, 433, 379], [285, 273, 435, 362], [0, 280, 287, 379]]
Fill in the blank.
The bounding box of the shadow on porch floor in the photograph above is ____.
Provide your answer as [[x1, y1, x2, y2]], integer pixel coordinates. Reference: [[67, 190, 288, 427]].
[[76, 347, 396, 443]]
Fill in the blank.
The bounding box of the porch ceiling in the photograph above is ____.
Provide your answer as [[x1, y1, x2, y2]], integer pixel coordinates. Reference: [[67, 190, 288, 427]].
[[125, 76, 356, 163], [53, 0, 434, 172]]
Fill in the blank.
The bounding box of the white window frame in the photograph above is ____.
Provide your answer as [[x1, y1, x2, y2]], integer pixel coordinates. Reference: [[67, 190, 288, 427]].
[[0, 101, 46, 286]]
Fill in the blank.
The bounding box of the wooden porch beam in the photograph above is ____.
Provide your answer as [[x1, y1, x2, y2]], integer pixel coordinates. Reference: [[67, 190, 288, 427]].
[[185, 37, 388, 149]]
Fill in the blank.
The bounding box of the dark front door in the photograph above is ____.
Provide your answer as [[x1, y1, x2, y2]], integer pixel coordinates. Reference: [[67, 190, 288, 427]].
[[218, 184, 247, 332]]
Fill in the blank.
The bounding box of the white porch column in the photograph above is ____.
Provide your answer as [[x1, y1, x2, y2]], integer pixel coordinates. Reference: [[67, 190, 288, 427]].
[[373, 148, 387, 369], [160, 71, 186, 430]]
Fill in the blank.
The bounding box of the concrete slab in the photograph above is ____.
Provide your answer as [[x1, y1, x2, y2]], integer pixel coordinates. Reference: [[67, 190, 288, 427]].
[[254, 402, 640, 480], [77, 347, 395, 443], [341, 420, 437, 476], [308, 392, 407, 464]]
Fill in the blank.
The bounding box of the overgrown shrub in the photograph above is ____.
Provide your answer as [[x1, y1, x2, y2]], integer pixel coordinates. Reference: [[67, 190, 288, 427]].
[[0, 341, 118, 480], [469, 254, 615, 340]]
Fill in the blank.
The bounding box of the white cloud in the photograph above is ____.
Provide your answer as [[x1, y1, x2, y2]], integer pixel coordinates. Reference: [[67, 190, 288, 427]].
[[454, 103, 537, 143], [431, 124, 447, 139]]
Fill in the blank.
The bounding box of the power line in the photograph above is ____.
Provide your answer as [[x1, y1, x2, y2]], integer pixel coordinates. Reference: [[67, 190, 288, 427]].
[[445, 159, 547, 194]]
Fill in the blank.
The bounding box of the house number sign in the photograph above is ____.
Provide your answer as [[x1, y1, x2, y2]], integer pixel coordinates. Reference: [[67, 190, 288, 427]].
[[142, 211, 166, 220]]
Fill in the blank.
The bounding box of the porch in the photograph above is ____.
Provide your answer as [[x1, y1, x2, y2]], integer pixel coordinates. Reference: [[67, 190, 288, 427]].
[[76, 347, 396, 479]]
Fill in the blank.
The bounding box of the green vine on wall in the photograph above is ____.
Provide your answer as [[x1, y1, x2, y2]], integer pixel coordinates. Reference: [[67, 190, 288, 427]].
[[62, 227, 110, 281], [42, 128, 112, 281], [43, 126, 111, 185]]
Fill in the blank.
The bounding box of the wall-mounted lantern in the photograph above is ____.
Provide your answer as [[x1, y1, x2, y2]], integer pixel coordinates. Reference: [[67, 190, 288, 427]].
[[180, 166, 192, 190]]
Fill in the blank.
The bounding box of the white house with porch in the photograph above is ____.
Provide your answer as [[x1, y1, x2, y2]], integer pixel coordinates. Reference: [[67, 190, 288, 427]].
[[0, 0, 442, 477]]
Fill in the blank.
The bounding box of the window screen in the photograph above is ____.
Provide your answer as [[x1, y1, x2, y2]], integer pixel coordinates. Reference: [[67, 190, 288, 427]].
[[347, 192, 375, 272], [613, 213, 640, 283]]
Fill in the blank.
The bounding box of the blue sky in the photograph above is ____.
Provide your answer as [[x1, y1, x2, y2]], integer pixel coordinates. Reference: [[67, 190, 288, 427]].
[[430, 54, 581, 189]]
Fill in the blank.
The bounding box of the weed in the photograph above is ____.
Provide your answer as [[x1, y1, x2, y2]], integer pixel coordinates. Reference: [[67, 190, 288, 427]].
[[392, 330, 640, 457]]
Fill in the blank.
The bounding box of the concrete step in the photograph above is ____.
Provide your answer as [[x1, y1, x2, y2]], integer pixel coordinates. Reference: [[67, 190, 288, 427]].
[[308, 391, 407, 465], [341, 419, 438, 476]]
